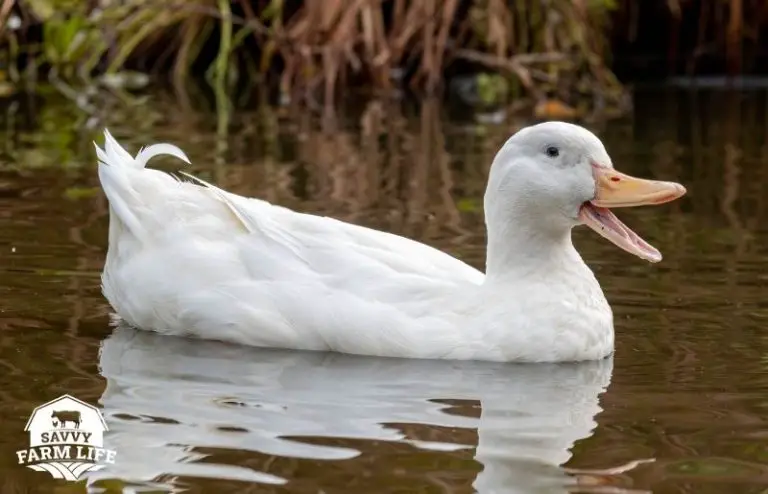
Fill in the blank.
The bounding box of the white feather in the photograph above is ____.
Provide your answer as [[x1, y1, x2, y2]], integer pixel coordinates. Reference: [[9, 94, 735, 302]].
[[96, 124, 618, 362], [135, 143, 191, 168]]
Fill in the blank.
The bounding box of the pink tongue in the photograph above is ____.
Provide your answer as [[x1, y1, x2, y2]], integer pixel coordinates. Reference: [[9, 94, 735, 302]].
[[579, 204, 662, 263]]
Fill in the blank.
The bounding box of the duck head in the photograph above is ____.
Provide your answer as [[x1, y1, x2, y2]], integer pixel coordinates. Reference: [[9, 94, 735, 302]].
[[484, 121, 686, 265]]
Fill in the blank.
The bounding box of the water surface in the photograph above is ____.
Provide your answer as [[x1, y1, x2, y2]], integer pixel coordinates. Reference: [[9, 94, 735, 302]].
[[0, 87, 767, 493]]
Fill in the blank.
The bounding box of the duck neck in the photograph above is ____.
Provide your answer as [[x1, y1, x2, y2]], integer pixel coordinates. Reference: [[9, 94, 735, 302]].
[[484, 218, 581, 284]]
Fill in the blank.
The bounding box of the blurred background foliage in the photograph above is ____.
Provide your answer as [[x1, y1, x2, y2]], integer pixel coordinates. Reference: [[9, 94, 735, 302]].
[[0, 0, 765, 117]]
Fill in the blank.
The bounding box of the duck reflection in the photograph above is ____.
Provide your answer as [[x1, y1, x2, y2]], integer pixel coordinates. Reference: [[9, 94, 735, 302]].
[[87, 325, 625, 493]]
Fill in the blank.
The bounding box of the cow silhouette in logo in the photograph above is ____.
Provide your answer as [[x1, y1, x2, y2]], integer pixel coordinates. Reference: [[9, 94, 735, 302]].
[[51, 410, 81, 429]]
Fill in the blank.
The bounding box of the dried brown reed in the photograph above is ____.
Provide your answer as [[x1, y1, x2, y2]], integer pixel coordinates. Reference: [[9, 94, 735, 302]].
[[2, 0, 624, 108], [2, 0, 766, 110]]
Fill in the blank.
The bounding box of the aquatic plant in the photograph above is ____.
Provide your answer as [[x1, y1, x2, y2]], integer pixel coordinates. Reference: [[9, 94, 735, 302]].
[[0, 0, 764, 112]]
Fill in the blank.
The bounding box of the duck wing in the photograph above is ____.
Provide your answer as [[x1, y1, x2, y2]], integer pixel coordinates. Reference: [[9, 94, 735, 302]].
[[98, 131, 484, 358]]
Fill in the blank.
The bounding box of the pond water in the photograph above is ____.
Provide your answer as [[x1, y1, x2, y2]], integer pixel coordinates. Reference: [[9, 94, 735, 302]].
[[0, 86, 767, 493]]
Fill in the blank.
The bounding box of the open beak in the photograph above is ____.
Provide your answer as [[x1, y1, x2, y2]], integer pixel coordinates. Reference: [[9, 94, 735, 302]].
[[578, 165, 686, 263]]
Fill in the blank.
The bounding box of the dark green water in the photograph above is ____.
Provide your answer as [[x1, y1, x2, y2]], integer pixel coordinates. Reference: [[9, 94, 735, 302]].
[[0, 86, 767, 493]]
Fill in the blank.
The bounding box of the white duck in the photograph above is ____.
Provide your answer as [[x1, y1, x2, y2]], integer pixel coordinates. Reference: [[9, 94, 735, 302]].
[[96, 122, 685, 362]]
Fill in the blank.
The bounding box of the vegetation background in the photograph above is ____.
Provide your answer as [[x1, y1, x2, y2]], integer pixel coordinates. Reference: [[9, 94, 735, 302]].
[[1, 0, 766, 117]]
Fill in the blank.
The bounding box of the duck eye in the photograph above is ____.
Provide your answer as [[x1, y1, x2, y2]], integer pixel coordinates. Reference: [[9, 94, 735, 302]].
[[545, 146, 559, 158]]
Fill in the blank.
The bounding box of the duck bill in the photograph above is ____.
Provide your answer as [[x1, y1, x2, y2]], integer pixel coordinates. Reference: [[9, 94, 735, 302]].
[[579, 166, 687, 263], [591, 167, 686, 208]]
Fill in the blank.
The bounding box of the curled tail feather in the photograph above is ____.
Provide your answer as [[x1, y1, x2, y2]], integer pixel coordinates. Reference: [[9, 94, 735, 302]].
[[95, 129, 191, 169], [96, 129, 191, 241]]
